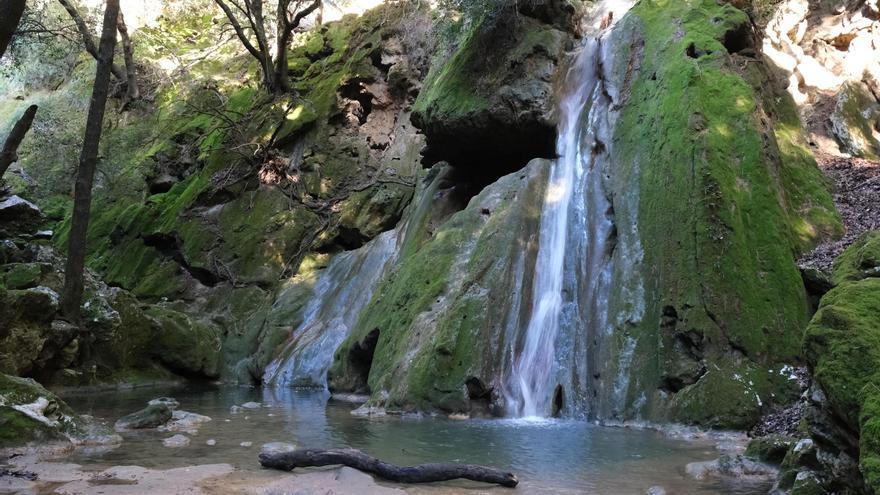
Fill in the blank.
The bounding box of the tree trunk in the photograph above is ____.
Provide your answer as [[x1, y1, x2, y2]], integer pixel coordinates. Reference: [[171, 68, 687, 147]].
[[0, 104, 37, 181], [57, 0, 127, 83], [61, 0, 119, 322], [259, 448, 519, 488], [116, 10, 139, 102], [0, 0, 27, 59], [212, 0, 274, 92], [272, 0, 321, 94]]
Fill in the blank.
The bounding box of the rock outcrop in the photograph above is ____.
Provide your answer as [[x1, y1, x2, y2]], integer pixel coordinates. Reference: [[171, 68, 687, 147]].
[[802, 231, 880, 493], [324, 0, 842, 426], [412, 3, 572, 180], [763, 0, 880, 158], [0, 373, 118, 450]]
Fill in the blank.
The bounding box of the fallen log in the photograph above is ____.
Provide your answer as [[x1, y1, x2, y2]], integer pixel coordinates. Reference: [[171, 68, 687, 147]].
[[259, 447, 518, 488]]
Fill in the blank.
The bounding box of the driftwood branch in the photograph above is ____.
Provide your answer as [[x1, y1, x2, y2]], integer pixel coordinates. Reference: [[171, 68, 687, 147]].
[[259, 448, 518, 488], [0, 104, 37, 180]]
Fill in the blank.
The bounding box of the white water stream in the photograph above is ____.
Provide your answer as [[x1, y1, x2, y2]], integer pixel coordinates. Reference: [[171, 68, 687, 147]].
[[262, 229, 399, 387], [505, 1, 634, 418]]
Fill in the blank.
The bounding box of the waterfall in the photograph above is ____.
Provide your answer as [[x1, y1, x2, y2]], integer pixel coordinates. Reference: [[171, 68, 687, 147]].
[[505, 1, 633, 418], [262, 229, 399, 388]]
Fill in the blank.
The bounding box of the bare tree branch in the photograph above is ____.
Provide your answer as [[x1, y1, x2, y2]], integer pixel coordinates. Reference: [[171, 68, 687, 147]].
[[56, 0, 127, 82], [116, 10, 139, 102]]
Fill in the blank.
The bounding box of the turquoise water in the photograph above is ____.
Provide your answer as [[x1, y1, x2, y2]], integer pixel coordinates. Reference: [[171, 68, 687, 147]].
[[61, 384, 772, 494]]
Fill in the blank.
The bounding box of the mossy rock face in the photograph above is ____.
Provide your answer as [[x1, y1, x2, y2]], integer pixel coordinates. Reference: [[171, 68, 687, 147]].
[[329, 160, 549, 413], [412, 7, 568, 176], [668, 362, 798, 429], [0, 263, 49, 290], [832, 230, 880, 285], [0, 373, 82, 449], [146, 306, 222, 379], [830, 81, 880, 159], [0, 287, 59, 376], [593, 0, 840, 426], [804, 277, 880, 493], [54, 3, 430, 384], [746, 435, 795, 464]]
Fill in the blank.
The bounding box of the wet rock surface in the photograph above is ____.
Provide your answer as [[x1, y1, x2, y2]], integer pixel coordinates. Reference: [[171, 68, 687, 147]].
[[114, 403, 173, 431], [685, 455, 778, 481]]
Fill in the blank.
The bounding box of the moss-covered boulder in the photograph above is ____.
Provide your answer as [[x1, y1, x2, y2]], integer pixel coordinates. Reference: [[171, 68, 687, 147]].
[[412, 5, 570, 176], [746, 435, 795, 464], [804, 276, 880, 492], [831, 230, 880, 285], [146, 306, 222, 379], [830, 81, 880, 159], [0, 373, 88, 449], [0, 263, 50, 290], [114, 403, 173, 431], [594, 0, 840, 426], [0, 287, 59, 376]]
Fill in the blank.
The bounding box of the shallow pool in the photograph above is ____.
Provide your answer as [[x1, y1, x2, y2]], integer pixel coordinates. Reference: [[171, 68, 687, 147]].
[[60, 384, 772, 494]]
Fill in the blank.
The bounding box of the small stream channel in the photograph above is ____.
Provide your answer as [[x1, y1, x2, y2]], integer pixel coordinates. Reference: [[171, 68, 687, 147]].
[[58, 384, 773, 494]]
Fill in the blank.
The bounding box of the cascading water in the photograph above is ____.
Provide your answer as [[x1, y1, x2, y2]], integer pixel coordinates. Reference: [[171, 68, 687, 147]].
[[505, 1, 634, 418], [262, 229, 399, 387]]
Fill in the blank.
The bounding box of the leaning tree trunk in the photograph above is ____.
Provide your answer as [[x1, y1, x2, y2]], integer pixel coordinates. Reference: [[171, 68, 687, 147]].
[[272, 0, 322, 94], [56, 0, 127, 83], [0, 104, 37, 181], [61, 0, 119, 323], [0, 0, 26, 58], [259, 448, 519, 487], [115, 10, 139, 102]]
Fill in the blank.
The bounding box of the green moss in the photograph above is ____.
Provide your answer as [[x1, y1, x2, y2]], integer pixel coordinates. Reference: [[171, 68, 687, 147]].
[[832, 230, 880, 285], [329, 224, 460, 395], [805, 278, 880, 492], [745, 435, 794, 464], [216, 189, 320, 284], [861, 393, 880, 492], [412, 11, 561, 128], [602, 0, 838, 426], [0, 263, 45, 290], [669, 361, 796, 429], [146, 306, 222, 378], [329, 162, 546, 412], [805, 278, 880, 427], [0, 373, 81, 448]]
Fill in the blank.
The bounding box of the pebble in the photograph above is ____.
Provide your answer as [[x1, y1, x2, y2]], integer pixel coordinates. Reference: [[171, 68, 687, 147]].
[[240, 441, 253, 448], [241, 402, 261, 409], [206, 439, 216, 446]]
